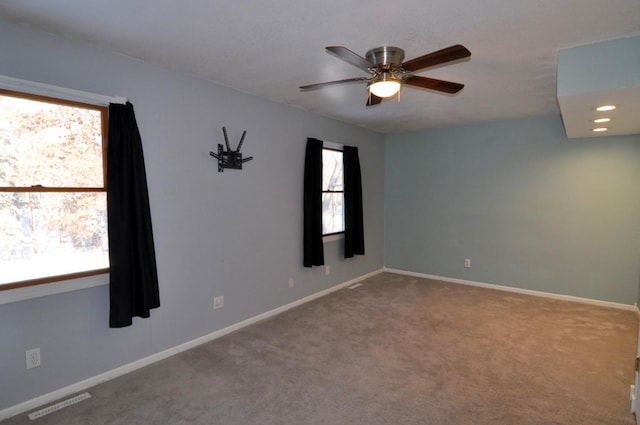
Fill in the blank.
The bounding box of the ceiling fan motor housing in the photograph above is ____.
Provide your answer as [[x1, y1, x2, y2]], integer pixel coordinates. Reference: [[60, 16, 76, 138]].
[[365, 46, 405, 68], [299, 44, 470, 104]]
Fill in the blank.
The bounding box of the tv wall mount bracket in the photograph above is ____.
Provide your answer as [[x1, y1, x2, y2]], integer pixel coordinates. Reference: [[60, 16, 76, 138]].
[[209, 126, 253, 172]]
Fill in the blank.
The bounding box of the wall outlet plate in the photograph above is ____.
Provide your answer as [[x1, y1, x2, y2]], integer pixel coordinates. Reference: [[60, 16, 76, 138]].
[[26, 348, 41, 369], [213, 295, 224, 309]]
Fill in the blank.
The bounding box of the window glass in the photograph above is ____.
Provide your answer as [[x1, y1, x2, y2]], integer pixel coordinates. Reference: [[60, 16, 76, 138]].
[[0, 95, 104, 187], [322, 148, 344, 235], [0, 90, 109, 289], [322, 149, 343, 191]]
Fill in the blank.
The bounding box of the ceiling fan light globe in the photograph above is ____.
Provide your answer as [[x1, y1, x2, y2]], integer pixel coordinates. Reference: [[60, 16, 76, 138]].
[[370, 80, 401, 98]]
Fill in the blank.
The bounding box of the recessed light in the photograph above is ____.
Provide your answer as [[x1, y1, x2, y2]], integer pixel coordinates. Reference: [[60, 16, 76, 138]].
[[595, 105, 616, 112], [592, 118, 611, 123], [592, 127, 608, 132]]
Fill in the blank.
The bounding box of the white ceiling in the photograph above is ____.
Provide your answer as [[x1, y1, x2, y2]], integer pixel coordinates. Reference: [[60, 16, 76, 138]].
[[0, 0, 639, 134]]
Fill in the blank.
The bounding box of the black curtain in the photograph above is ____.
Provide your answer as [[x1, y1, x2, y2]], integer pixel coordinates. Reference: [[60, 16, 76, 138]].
[[107, 102, 160, 328], [303, 138, 324, 267], [343, 145, 365, 258]]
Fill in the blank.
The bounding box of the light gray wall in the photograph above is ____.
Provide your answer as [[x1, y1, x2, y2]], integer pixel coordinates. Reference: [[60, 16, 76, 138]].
[[385, 115, 640, 304], [0, 18, 385, 411]]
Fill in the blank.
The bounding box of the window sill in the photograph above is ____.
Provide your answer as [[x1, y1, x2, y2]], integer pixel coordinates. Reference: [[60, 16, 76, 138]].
[[323, 233, 344, 243], [0, 272, 109, 305]]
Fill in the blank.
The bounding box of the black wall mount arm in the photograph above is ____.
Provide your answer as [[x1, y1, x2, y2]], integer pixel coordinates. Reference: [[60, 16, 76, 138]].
[[209, 126, 254, 172]]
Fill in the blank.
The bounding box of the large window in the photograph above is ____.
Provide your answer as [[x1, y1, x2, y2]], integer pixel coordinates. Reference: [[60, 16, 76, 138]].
[[0, 89, 109, 290], [322, 147, 344, 235]]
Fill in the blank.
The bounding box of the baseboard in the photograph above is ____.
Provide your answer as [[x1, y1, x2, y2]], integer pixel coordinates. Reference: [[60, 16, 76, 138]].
[[0, 268, 384, 421], [633, 317, 640, 417], [384, 268, 636, 312]]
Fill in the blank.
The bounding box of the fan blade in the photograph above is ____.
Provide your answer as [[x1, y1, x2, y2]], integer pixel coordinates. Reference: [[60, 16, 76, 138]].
[[366, 93, 383, 106], [326, 46, 374, 72], [300, 77, 369, 91], [405, 76, 464, 94], [401, 44, 471, 72]]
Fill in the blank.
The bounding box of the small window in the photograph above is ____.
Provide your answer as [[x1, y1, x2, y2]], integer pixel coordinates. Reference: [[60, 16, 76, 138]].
[[322, 147, 344, 235], [0, 89, 109, 290]]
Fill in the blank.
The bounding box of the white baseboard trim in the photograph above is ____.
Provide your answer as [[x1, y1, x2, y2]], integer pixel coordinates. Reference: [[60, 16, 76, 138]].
[[0, 268, 384, 421], [384, 267, 636, 312]]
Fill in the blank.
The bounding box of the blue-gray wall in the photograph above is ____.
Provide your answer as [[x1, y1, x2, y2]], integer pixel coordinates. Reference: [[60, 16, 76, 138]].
[[385, 115, 640, 304], [557, 35, 640, 96], [0, 18, 385, 411]]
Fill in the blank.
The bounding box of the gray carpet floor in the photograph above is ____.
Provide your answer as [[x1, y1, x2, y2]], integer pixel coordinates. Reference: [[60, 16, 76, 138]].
[[5, 272, 638, 424]]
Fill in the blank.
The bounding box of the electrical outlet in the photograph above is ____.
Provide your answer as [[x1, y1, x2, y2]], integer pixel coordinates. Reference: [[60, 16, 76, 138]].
[[289, 277, 295, 288], [213, 295, 224, 310], [325, 265, 330, 276], [26, 348, 41, 369], [464, 258, 471, 268]]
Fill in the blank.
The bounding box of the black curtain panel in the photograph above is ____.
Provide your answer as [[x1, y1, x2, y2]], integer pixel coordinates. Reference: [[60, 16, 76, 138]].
[[303, 137, 324, 267], [343, 145, 365, 258], [107, 102, 160, 328]]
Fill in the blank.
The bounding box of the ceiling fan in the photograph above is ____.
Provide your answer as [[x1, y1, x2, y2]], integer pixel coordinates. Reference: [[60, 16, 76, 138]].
[[300, 44, 471, 106]]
